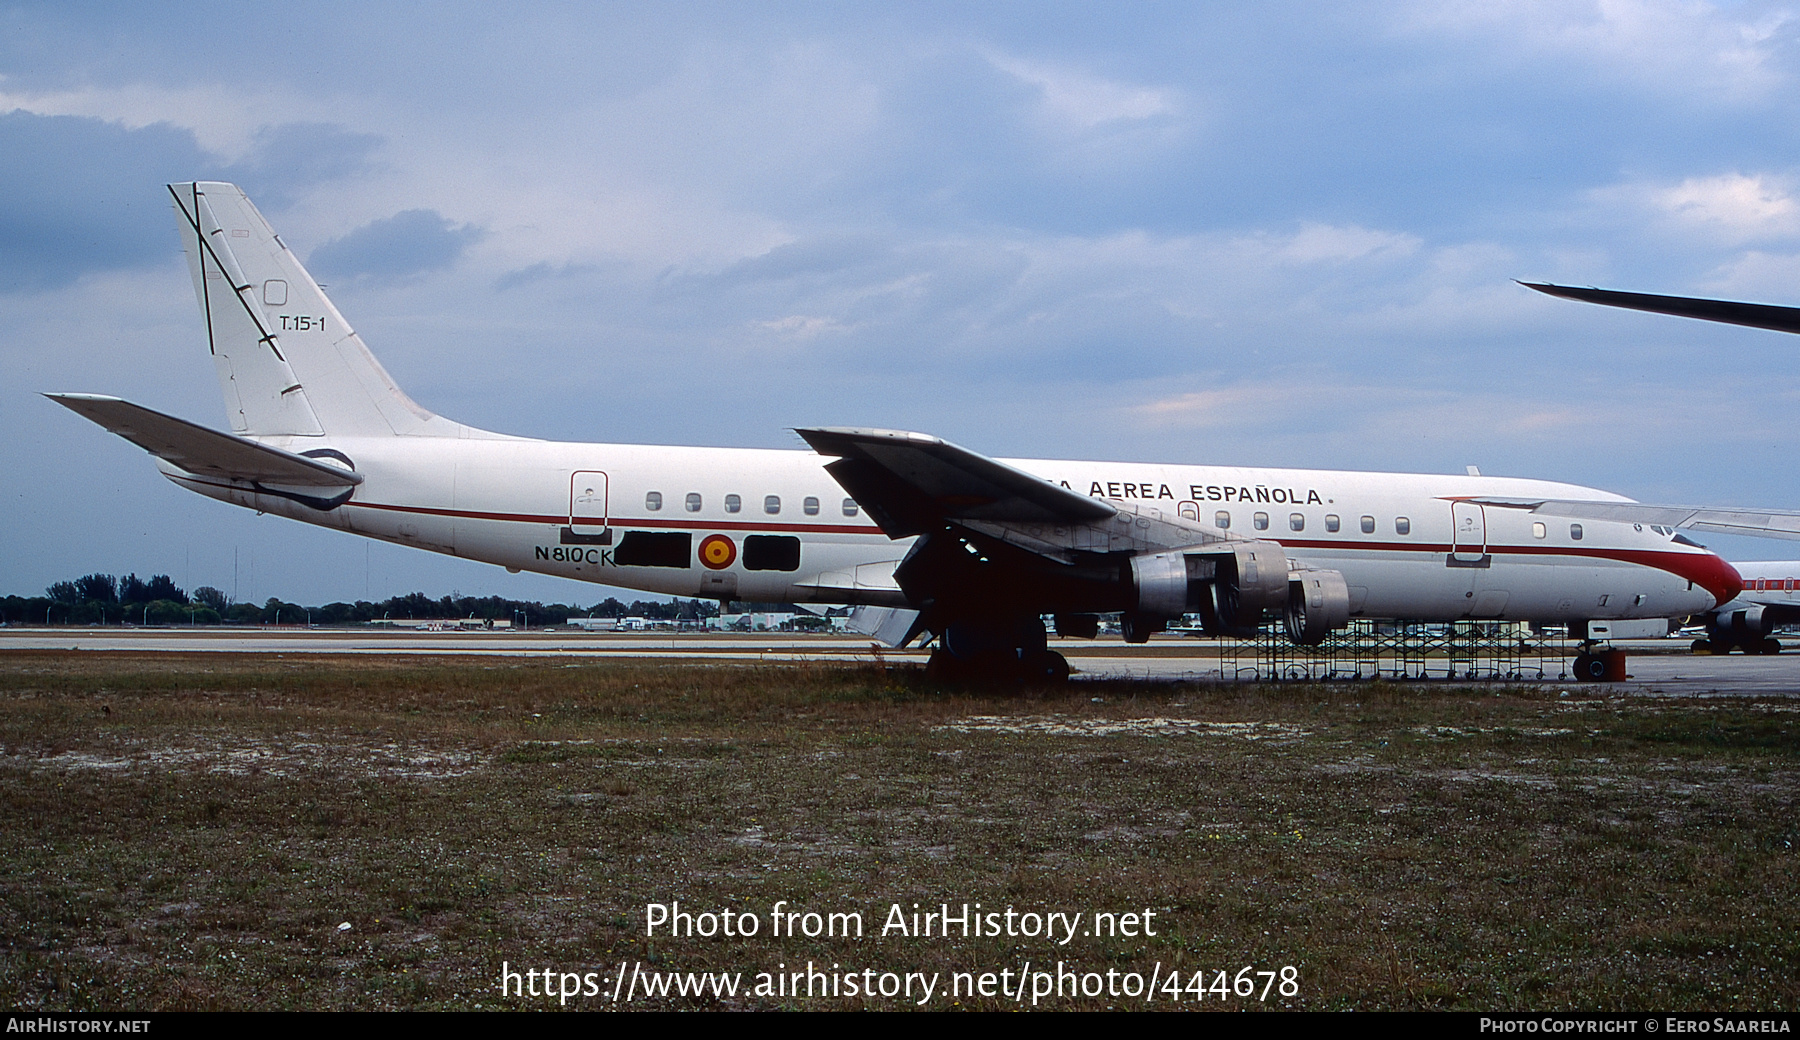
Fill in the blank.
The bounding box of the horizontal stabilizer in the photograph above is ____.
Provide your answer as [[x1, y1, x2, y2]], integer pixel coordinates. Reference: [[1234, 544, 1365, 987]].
[[798, 426, 1115, 537], [1521, 282, 1800, 336], [45, 394, 362, 488]]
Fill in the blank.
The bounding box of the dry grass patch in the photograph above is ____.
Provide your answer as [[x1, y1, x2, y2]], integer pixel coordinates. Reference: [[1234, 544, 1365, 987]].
[[0, 651, 1794, 1010]]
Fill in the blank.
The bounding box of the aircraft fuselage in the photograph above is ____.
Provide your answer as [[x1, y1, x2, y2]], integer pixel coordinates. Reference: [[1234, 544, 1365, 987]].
[[159, 434, 1734, 624]]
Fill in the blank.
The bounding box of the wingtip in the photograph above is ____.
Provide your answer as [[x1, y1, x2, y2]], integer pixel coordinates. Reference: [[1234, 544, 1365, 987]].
[[44, 392, 124, 405]]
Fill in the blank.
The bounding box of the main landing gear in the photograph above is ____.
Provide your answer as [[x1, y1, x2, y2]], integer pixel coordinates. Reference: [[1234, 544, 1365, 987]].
[[925, 647, 1070, 685], [924, 616, 1071, 685], [1691, 637, 1782, 655]]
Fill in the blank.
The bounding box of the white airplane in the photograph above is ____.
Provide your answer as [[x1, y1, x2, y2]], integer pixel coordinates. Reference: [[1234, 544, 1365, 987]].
[[46, 183, 1791, 683], [1695, 562, 1800, 654]]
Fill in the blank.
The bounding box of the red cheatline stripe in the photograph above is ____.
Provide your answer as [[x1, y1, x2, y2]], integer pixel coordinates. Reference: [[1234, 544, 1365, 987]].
[[1276, 538, 1741, 605], [166, 475, 884, 535], [349, 500, 885, 536]]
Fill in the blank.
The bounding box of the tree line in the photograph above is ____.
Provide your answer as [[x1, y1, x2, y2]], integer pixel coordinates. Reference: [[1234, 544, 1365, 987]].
[[2, 572, 757, 627]]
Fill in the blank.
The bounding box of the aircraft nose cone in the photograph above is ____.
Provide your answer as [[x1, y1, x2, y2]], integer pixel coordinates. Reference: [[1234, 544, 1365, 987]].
[[1648, 549, 1742, 609], [1694, 554, 1744, 609]]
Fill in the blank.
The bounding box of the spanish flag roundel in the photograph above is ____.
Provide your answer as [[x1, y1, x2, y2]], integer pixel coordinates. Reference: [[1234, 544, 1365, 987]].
[[699, 534, 736, 570]]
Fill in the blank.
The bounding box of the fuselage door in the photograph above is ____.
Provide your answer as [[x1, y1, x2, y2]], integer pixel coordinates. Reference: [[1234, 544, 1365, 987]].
[[1451, 500, 1486, 562], [570, 471, 609, 537]]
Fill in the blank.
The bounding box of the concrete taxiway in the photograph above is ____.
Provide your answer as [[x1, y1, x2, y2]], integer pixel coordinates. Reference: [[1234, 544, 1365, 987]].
[[4, 627, 1797, 695], [0, 622, 1792, 698]]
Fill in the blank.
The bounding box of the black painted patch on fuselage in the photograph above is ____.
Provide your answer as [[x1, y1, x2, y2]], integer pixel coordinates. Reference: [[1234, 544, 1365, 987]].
[[614, 531, 692, 568]]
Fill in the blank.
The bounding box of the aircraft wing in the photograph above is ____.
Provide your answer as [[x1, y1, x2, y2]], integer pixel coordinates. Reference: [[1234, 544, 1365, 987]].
[[796, 427, 1115, 538], [1473, 497, 1800, 541], [46, 393, 362, 488], [1521, 282, 1800, 335], [1514, 283, 1800, 537]]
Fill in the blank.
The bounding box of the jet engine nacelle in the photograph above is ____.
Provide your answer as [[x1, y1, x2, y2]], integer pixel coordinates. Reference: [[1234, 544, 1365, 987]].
[[1128, 540, 1290, 636], [1284, 568, 1351, 646], [1712, 604, 1771, 638]]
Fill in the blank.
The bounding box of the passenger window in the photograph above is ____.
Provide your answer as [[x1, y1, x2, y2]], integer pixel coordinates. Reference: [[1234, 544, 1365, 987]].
[[724, 494, 741, 514], [645, 491, 662, 511], [1532, 521, 1546, 539], [842, 498, 859, 517], [1289, 513, 1304, 532], [1570, 523, 1583, 540], [685, 492, 702, 512], [1254, 512, 1269, 531], [803, 496, 820, 516], [1360, 515, 1375, 534], [1325, 514, 1340, 533], [1214, 510, 1230, 530], [764, 495, 781, 515], [1395, 517, 1411, 535]]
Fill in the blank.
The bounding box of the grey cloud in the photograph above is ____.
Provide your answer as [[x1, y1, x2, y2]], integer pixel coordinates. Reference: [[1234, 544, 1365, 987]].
[[494, 260, 600, 292], [307, 209, 485, 284], [0, 112, 387, 293], [712, 234, 893, 285], [0, 111, 215, 292], [231, 122, 384, 208]]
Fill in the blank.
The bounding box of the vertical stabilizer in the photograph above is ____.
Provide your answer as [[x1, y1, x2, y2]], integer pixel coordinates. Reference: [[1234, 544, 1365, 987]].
[[170, 182, 464, 438]]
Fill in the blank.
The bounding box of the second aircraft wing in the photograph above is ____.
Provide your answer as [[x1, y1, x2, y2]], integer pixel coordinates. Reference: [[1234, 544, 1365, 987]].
[[1472, 497, 1800, 542]]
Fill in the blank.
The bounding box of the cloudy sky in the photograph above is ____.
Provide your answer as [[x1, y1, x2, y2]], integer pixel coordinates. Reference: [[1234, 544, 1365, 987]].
[[7, 0, 1800, 607]]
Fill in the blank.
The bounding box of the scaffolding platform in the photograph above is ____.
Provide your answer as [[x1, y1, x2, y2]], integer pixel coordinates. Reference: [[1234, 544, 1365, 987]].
[[1216, 620, 1573, 682]]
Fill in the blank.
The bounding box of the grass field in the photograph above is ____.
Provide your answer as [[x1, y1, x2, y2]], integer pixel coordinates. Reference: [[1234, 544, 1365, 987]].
[[1, 650, 1795, 1010]]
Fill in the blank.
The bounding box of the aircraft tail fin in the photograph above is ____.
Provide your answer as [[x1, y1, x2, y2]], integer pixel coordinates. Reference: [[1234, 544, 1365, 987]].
[[169, 182, 464, 439]]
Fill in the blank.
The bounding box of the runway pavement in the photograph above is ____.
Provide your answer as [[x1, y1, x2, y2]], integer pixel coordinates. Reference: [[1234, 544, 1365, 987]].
[[2, 627, 1796, 695]]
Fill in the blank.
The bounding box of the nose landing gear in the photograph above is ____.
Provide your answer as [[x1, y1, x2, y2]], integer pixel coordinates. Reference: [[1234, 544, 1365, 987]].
[[1571, 646, 1628, 682]]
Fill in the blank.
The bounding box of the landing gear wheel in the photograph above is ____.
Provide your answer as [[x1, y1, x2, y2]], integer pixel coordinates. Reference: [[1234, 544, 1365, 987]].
[[1026, 650, 1070, 685], [1691, 638, 1716, 655], [1573, 653, 1608, 682], [925, 648, 967, 684], [1761, 637, 1783, 655]]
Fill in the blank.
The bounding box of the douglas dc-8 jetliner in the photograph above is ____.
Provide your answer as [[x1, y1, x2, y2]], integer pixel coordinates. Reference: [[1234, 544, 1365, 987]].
[[42, 183, 1800, 682]]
